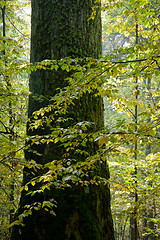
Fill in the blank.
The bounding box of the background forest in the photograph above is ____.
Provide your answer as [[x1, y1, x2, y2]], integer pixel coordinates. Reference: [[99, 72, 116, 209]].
[[0, 0, 159, 239]]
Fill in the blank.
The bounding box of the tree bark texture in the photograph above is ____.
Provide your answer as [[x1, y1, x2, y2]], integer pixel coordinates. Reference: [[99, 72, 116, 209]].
[[11, 1, 115, 239]]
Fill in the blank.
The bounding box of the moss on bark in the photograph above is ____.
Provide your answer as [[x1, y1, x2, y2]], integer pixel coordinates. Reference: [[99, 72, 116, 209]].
[[11, 0, 115, 239]]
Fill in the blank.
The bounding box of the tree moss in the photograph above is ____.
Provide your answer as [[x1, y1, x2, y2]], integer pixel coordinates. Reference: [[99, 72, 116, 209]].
[[11, 0, 115, 239]]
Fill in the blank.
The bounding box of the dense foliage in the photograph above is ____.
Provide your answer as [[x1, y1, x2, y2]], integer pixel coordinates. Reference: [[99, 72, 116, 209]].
[[0, 0, 30, 238], [102, 0, 160, 239]]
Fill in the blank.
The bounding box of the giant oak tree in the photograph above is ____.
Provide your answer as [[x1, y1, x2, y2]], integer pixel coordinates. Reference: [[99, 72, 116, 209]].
[[11, 0, 115, 239]]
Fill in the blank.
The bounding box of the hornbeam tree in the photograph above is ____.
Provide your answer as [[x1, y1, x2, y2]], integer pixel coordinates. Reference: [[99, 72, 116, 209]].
[[11, 0, 115, 239]]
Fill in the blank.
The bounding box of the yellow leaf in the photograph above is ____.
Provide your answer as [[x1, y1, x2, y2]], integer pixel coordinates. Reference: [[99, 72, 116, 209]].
[[38, 65, 42, 70], [98, 136, 109, 147], [31, 181, 35, 186], [132, 137, 137, 143]]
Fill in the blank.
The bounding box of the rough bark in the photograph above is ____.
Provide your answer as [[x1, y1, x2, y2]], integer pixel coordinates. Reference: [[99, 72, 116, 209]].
[[11, 0, 115, 239]]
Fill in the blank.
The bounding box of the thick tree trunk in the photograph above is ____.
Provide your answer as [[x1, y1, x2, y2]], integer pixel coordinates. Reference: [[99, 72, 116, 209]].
[[11, 1, 114, 239]]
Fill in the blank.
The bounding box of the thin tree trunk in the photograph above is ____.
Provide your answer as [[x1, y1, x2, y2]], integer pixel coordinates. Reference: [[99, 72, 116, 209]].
[[2, 4, 15, 236], [131, 22, 139, 240]]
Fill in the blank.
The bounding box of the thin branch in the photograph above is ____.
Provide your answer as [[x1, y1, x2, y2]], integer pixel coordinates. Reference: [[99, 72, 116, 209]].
[[154, 58, 160, 70], [121, 103, 135, 119], [0, 119, 9, 133], [101, 56, 160, 65], [5, 13, 30, 39]]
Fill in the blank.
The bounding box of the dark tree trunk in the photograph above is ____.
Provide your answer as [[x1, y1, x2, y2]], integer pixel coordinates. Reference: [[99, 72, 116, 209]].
[[11, 1, 114, 239]]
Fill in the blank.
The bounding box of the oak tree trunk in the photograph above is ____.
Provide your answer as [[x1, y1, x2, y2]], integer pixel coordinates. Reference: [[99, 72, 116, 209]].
[[11, 1, 115, 239]]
